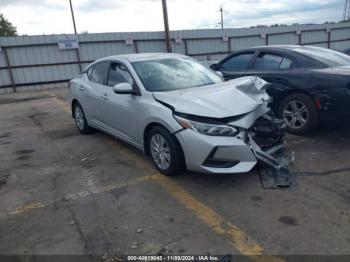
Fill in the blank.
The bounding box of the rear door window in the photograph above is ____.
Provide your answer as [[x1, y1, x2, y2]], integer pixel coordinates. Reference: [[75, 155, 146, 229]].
[[280, 57, 293, 69], [219, 52, 255, 71], [90, 62, 109, 84], [254, 53, 293, 70]]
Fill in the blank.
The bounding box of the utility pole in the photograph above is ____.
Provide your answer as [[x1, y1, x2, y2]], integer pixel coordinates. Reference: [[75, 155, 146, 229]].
[[219, 4, 224, 30], [69, 0, 78, 34], [161, 0, 172, 53], [344, 0, 350, 21], [69, 0, 82, 72]]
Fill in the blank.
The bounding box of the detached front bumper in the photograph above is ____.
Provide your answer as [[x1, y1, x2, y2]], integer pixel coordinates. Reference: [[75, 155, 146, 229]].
[[175, 114, 292, 174]]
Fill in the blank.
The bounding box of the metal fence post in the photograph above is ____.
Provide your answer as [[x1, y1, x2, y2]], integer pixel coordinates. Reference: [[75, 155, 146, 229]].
[[227, 37, 232, 53], [183, 39, 188, 55], [75, 49, 82, 72], [327, 29, 331, 49], [134, 40, 139, 53], [3, 47, 16, 92]]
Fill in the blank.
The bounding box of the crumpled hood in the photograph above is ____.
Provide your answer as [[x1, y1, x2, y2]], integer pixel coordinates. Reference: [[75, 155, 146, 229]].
[[153, 76, 271, 118]]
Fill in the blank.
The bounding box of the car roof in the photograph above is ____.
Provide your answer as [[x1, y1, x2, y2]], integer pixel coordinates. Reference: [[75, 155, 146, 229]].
[[97, 53, 188, 63], [239, 45, 329, 53]]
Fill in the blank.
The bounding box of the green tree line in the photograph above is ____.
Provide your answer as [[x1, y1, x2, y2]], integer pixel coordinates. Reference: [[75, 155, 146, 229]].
[[0, 14, 17, 37]]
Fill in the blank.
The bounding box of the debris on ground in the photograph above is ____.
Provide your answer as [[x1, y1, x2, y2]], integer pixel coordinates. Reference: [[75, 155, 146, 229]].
[[137, 228, 143, 233], [256, 148, 297, 190], [0, 173, 10, 190], [80, 157, 100, 169], [259, 166, 297, 189], [62, 196, 71, 201]]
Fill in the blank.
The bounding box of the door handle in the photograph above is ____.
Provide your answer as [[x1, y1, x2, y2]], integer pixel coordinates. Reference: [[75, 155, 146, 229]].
[[101, 94, 109, 100]]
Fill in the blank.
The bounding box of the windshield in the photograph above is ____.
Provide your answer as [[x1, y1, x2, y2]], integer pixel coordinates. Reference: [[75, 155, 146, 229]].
[[294, 47, 350, 67], [132, 58, 223, 92]]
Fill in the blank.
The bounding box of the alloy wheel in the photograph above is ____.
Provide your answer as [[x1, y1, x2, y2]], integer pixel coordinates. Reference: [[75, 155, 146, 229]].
[[283, 100, 309, 129], [75, 106, 85, 131], [150, 134, 171, 170]]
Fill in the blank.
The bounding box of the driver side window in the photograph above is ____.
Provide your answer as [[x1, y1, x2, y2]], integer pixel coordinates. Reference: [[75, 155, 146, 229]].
[[219, 52, 254, 71], [107, 62, 134, 87]]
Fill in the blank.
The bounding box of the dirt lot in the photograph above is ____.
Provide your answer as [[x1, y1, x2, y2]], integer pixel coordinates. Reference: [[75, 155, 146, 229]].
[[0, 88, 349, 259]]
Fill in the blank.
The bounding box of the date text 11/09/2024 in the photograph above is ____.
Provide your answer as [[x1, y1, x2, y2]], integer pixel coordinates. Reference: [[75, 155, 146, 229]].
[[127, 255, 220, 261]]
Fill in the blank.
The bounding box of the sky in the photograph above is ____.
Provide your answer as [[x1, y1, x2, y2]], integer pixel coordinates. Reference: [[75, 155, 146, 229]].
[[0, 0, 346, 35]]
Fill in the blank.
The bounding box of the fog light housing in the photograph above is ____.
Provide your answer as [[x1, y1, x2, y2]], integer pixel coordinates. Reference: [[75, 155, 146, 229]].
[[202, 147, 240, 168]]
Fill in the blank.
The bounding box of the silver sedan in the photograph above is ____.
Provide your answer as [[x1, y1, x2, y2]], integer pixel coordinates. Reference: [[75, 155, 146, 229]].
[[69, 53, 286, 176]]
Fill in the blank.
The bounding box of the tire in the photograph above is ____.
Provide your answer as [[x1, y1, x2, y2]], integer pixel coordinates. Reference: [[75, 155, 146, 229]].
[[73, 102, 92, 134], [278, 93, 318, 134], [148, 126, 186, 176]]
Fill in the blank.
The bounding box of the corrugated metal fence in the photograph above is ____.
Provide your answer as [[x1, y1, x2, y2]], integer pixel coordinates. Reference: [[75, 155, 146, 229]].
[[1, 22, 350, 93]]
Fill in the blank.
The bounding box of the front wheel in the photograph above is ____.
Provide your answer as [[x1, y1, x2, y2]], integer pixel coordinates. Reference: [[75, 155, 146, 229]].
[[148, 126, 186, 176], [278, 93, 318, 134]]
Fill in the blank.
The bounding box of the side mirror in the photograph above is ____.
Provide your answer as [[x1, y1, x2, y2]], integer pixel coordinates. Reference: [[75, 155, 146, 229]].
[[113, 83, 139, 95], [210, 63, 218, 70], [216, 71, 224, 78]]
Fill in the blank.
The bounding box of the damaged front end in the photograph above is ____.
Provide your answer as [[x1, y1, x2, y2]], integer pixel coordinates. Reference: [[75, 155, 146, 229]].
[[234, 77, 296, 188], [224, 77, 295, 171], [249, 113, 291, 169], [154, 76, 296, 188], [247, 113, 297, 189], [215, 77, 297, 188]]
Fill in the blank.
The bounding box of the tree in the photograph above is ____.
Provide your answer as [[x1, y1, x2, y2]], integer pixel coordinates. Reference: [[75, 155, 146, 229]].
[[0, 14, 17, 37]]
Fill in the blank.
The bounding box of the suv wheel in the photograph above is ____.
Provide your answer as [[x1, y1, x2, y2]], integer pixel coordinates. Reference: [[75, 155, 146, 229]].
[[148, 126, 185, 176]]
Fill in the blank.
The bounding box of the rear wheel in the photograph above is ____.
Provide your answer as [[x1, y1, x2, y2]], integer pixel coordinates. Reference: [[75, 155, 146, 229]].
[[73, 102, 92, 134], [148, 126, 185, 176], [278, 93, 318, 134]]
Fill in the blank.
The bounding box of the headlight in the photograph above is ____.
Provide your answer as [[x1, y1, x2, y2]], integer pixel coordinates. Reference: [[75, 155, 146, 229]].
[[174, 115, 238, 136]]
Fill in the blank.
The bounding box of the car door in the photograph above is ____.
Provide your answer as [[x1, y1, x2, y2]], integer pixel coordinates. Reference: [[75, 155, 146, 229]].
[[248, 52, 297, 106], [101, 61, 140, 145], [216, 51, 257, 80], [80, 61, 110, 125]]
